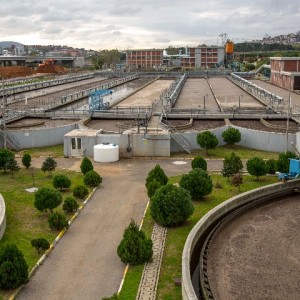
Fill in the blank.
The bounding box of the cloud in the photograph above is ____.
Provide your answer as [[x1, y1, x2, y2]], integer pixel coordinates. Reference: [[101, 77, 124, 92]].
[[1, 0, 299, 49]]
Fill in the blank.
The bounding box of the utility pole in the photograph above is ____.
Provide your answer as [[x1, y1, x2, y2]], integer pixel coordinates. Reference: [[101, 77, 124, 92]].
[[1, 77, 7, 149], [285, 92, 291, 153]]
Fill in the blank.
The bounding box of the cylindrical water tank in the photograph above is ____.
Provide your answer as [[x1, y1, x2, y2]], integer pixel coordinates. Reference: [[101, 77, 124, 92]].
[[93, 143, 119, 163], [225, 41, 234, 54]]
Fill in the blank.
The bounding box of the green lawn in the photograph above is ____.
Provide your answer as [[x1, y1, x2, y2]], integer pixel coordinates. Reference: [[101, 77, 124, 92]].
[[172, 145, 279, 160], [17, 144, 64, 158], [0, 166, 90, 299], [119, 174, 278, 300]]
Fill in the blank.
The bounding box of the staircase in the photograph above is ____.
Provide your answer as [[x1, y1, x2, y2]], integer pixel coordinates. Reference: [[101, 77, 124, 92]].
[[160, 119, 191, 154], [0, 127, 21, 150]]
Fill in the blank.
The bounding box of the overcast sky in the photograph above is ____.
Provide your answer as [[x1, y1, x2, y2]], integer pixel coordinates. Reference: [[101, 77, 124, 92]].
[[1, 0, 300, 50]]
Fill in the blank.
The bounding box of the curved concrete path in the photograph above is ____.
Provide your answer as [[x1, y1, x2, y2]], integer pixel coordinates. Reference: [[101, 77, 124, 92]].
[[17, 157, 209, 299]]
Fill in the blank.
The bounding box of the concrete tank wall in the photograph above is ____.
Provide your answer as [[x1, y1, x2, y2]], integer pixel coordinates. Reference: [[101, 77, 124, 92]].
[[170, 125, 296, 154], [2, 123, 78, 149], [0, 194, 6, 241], [182, 179, 300, 300]]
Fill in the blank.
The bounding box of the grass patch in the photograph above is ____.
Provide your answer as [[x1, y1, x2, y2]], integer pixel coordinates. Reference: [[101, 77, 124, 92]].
[[120, 174, 278, 299], [171, 145, 279, 160], [16, 144, 64, 158], [0, 167, 91, 299]]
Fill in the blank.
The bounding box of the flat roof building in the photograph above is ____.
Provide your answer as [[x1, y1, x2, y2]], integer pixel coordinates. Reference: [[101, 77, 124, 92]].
[[270, 57, 300, 90]]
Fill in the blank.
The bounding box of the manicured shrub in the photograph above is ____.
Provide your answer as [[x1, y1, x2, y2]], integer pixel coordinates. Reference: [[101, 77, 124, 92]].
[[80, 157, 94, 175], [5, 158, 20, 178], [276, 151, 297, 173], [145, 164, 168, 197], [34, 187, 62, 213], [196, 131, 218, 155], [246, 157, 267, 180], [73, 185, 89, 199], [117, 220, 153, 265], [22, 153, 31, 169], [222, 127, 241, 145], [146, 179, 163, 198], [179, 168, 213, 200], [150, 184, 194, 227], [222, 152, 243, 180], [0, 244, 28, 289], [266, 159, 277, 174], [48, 212, 68, 230], [52, 174, 71, 191], [0, 149, 14, 172], [83, 170, 102, 187], [63, 196, 79, 213], [31, 238, 50, 254], [41, 156, 57, 175], [191, 156, 207, 170]]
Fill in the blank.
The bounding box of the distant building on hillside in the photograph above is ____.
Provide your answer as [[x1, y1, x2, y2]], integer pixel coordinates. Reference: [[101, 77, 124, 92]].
[[270, 57, 300, 91]]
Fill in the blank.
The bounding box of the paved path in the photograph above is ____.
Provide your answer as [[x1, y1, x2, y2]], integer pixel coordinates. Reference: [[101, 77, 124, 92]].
[[18, 157, 214, 300]]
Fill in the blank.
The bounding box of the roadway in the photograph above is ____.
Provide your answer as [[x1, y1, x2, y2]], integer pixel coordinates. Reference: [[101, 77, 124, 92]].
[[18, 157, 221, 299]]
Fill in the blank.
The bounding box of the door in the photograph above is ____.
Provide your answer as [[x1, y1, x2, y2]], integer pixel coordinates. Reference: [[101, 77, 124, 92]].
[[71, 137, 83, 156]]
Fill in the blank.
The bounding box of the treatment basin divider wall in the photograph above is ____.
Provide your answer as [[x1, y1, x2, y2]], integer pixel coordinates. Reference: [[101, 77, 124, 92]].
[[93, 143, 119, 163]]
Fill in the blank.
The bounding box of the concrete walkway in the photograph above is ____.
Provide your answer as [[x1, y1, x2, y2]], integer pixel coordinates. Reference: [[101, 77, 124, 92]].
[[17, 157, 208, 299]]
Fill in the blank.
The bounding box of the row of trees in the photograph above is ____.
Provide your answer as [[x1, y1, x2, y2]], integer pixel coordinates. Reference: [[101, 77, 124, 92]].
[[0, 155, 102, 290]]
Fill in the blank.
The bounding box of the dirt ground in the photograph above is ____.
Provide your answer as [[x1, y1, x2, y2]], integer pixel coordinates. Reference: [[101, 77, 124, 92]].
[[207, 193, 300, 300]]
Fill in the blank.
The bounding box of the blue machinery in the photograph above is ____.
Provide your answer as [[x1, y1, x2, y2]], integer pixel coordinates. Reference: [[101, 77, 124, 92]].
[[278, 143, 300, 180], [278, 159, 300, 180], [89, 89, 113, 112]]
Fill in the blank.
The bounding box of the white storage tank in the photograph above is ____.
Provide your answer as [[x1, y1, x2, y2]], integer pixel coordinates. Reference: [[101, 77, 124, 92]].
[[94, 143, 119, 163]]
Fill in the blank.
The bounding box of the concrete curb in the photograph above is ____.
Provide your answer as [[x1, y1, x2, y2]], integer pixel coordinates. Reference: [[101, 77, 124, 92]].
[[8, 186, 99, 300]]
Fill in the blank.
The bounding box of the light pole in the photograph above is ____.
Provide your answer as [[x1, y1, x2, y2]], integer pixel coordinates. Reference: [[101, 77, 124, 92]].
[[239, 95, 243, 110], [203, 94, 208, 113]]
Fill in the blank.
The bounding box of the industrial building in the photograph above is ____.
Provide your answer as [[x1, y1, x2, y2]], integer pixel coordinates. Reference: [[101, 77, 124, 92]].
[[126, 46, 226, 70], [270, 57, 300, 91]]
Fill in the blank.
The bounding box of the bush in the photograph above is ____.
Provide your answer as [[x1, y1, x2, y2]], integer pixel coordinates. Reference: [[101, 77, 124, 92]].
[[5, 158, 20, 178], [179, 168, 213, 200], [222, 152, 243, 180], [63, 196, 79, 213], [80, 157, 94, 175], [117, 220, 153, 265], [221, 127, 241, 145], [31, 238, 50, 254], [83, 170, 102, 187], [150, 184, 194, 227], [48, 212, 69, 230], [191, 156, 207, 170], [276, 151, 297, 173], [0, 149, 15, 172], [73, 185, 89, 199], [52, 174, 71, 190], [145, 164, 168, 197], [34, 188, 63, 213], [0, 244, 28, 289], [22, 153, 31, 169], [246, 157, 267, 180], [196, 131, 218, 155], [146, 179, 163, 198], [41, 156, 57, 175], [231, 173, 243, 188], [266, 159, 277, 174]]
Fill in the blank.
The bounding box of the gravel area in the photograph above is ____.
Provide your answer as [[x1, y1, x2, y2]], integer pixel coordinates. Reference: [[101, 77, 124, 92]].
[[230, 119, 298, 133], [163, 119, 225, 130], [86, 119, 136, 132], [207, 193, 300, 300], [7, 117, 78, 129]]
